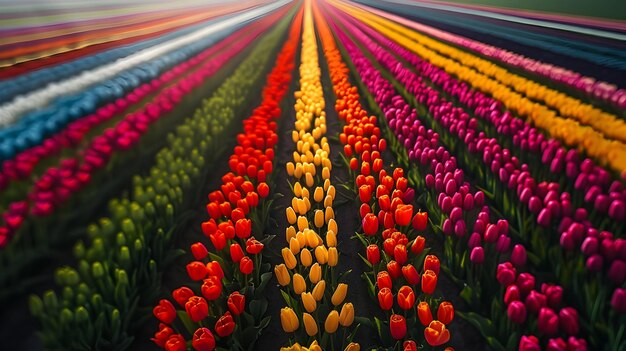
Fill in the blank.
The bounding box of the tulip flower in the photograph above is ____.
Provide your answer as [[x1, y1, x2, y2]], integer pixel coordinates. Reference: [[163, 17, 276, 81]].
[[300, 249, 313, 267], [201, 276, 222, 301], [328, 247, 339, 267], [611, 288, 626, 313], [517, 273, 536, 295], [519, 335, 541, 351], [423, 255, 440, 275], [424, 320, 451, 346], [507, 301, 527, 324], [309, 263, 322, 284], [206, 261, 224, 280], [339, 302, 355, 327], [325, 310, 339, 333], [362, 213, 379, 236], [504, 285, 521, 305], [165, 334, 187, 351], [538, 307, 559, 336], [185, 296, 209, 322], [191, 242, 209, 260], [403, 340, 418, 351], [378, 287, 394, 310], [390, 314, 407, 340], [366, 244, 381, 264], [332, 283, 348, 306], [314, 245, 328, 265], [187, 261, 208, 281], [344, 342, 360, 351], [394, 204, 413, 226], [511, 244, 527, 267], [301, 292, 317, 313], [172, 287, 194, 307], [470, 246, 484, 264], [394, 245, 408, 265], [397, 285, 415, 310], [525, 291, 547, 314], [274, 264, 291, 286], [239, 256, 253, 275], [312, 280, 326, 301], [437, 301, 454, 324], [152, 323, 173, 347], [293, 274, 306, 295], [215, 311, 235, 337], [227, 292, 245, 316], [422, 269, 438, 294], [282, 248, 297, 270], [280, 308, 299, 333], [546, 338, 567, 351], [303, 313, 318, 336], [377, 271, 393, 290], [496, 262, 516, 286], [230, 244, 245, 263], [402, 264, 420, 285], [245, 237, 264, 255], [410, 236, 426, 255], [558, 307, 579, 335], [359, 185, 372, 203], [417, 301, 433, 326], [192, 327, 215, 351], [257, 182, 270, 198], [153, 299, 176, 324]]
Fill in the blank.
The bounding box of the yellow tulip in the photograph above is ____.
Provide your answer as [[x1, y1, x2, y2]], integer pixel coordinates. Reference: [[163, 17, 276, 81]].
[[303, 197, 312, 211], [293, 273, 306, 295], [314, 210, 325, 228], [325, 206, 335, 222], [326, 230, 337, 247], [314, 187, 324, 202], [282, 248, 297, 270], [300, 249, 313, 267], [314, 245, 328, 264], [302, 313, 318, 336], [290, 237, 301, 255], [286, 226, 296, 242], [294, 164, 304, 179], [305, 173, 314, 187], [286, 207, 297, 225], [332, 283, 348, 306], [308, 341, 322, 351], [323, 179, 330, 191], [312, 280, 326, 301], [280, 307, 299, 332], [286, 162, 295, 176], [274, 264, 290, 286], [322, 167, 330, 180], [297, 231, 308, 248], [305, 229, 319, 248], [301, 292, 317, 313], [301, 187, 310, 199], [324, 310, 339, 333], [328, 219, 337, 236], [291, 130, 299, 143], [294, 182, 302, 197], [297, 199, 307, 215], [327, 185, 336, 200], [324, 195, 333, 208], [280, 343, 301, 351], [339, 302, 354, 327], [328, 247, 339, 267], [309, 263, 322, 284], [344, 342, 360, 351], [297, 216, 309, 231]]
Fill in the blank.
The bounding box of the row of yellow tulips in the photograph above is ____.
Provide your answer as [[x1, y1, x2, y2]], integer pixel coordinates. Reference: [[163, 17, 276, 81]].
[[276, 2, 358, 350], [333, 1, 626, 175]]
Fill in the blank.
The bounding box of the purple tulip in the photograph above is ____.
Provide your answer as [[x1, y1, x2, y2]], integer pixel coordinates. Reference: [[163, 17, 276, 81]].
[[442, 218, 453, 235], [511, 244, 527, 267], [507, 301, 527, 324], [449, 207, 462, 223], [608, 200, 625, 220]]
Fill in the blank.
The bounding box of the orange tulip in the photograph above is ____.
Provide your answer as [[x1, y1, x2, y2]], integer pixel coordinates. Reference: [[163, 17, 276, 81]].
[[422, 269, 438, 295], [437, 301, 454, 324], [417, 301, 433, 326], [424, 320, 451, 346]]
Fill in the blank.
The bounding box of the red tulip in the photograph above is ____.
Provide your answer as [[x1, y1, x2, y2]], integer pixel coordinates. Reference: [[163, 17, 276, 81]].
[[542, 284, 563, 308], [227, 291, 246, 315], [378, 287, 394, 310], [403, 340, 418, 351], [424, 320, 450, 346], [383, 238, 396, 256], [362, 213, 379, 236], [395, 204, 413, 226], [504, 285, 521, 305], [192, 327, 215, 351], [507, 301, 527, 324], [437, 301, 454, 324], [257, 182, 270, 198], [412, 211, 428, 231], [215, 311, 235, 337], [538, 307, 559, 336], [394, 245, 408, 265], [422, 269, 438, 294], [201, 276, 222, 301], [611, 288, 626, 313], [235, 218, 252, 239], [239, 256, 254, 275], [191, 242, 209, 260], [397, 286, 415, 310], [519, 335, 540, 351], [411, 236, 425, 254], [185, 296, 209, 322], [418, 301, 433, 326], [201, 219, 218, 237], [359, 185, 372, 203], [378, 195, 391, 212], [359, 203, 371, 218], [153, 299, 176, 324], [558, 307, 579, 335], [546, 338, 567, 351], [390, 314, 407, 340], [496, 262, 516, 286], [187, 261, 208, 281], [164, 334, 186, 351], [172, 286, 194, 307], [387, 260, 402, 279], [152, 323, 173, 347], [366, 244, 381, 264], [517, 273, 536, 295], [402, 264, 420, 285], [377, 271, 393, 290], [424, 255, 440, 275], [245, 237, 264, 255], [209, 231, 227, 251], [230, 244, 245, 263], [511, 244, 527, 267], [206, 261, 224, 280], [525, 291, 547, 314], [383, 211, 395, 229]]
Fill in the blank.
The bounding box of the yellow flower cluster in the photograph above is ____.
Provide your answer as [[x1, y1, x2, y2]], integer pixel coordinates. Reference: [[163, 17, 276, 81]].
[[275, 1, 358, 349], [333, 1, 626, 175]]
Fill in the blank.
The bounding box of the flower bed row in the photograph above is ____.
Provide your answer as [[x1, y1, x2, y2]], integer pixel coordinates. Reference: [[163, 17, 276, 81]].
[[325, 3, 594, 350], [275, 3, 357, 350], [28, 11, 295, 350], [149, 9, 302, 350], [314, 3, 454, 349], [0, 1, 288, 161], [353, 2, 626, 111], [338, 3, 626, 176]]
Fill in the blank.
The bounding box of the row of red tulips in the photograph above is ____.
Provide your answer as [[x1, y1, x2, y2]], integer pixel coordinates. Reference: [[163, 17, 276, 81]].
[[151, 9, 302, 351]]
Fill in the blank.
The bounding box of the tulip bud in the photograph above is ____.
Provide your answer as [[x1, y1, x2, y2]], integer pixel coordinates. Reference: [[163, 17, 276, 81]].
[[309, 262, 322, 284], [300, 249, 313, 267], [312, 280, 326, 301], [611, 288, 626, 313], [437, 301, 454, 324], [280, 308, 299, 332], [303, 313, 318, 336], [282, 248, 297, 269], [470, 246, 485, 264], [339, 302, 355, 326], [332, 283, 348, 306], [274, 264, 290, 286], [559, 307, 579, 335], [301, 292, 317, 313], [507, 301, 527, 324], [504, 285, 520, 305], [293, 274, 306, 295], [511, 244, 527, 267], [519, 335, 540, 351], [390, 314, 407, 340], [325, 310, 339, 333], [538, 307, 559, 336], [344, 342, 360, 351], [328, 247, 339, 267]]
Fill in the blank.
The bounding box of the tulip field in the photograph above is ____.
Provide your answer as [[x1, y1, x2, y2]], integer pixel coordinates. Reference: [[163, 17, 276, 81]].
[[1, 0, 625, 350]]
